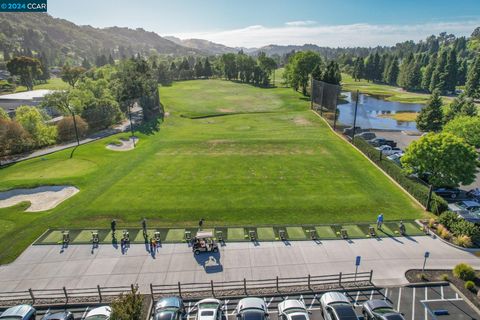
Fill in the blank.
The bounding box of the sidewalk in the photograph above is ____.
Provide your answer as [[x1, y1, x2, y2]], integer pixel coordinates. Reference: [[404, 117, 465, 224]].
[[0, 235, 478, 292]]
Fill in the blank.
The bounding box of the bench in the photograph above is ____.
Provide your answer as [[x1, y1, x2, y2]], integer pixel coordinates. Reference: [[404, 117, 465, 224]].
[[368, 226, 376, 237], [341, 229, 348, 239], [62, 231, 70, 244], [279, 229, 287, 241], [309, 229, 318, 240], [249, 230, 257, 241]]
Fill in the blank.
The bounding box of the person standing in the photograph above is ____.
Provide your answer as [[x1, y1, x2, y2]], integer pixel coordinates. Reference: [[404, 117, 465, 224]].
[[376, 213, 384, 229]]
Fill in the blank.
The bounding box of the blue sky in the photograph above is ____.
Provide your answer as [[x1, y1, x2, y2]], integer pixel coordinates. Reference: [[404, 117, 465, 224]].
[[48, 0, 480, 47]]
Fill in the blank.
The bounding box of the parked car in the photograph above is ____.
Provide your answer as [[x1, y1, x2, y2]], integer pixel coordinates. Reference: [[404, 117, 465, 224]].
[[319, 292, 358, 320], [154, 297, 186, 320], [195, 298, 223, 320], [387, 153, 403, 165], [449, 200, 480, 213], [278, 299, 311, 320], [354, 132, 376, 140], [41, 311, 74, 320], [362, 299, 405, 320], [0, 305, 36, 320], [343, 126, 362, 137], [434, 187, 462, 200], [367, 138, 397, 148], [375, 145, 403, 156], [84, 306, 111, 320], [467, 188, 480, 201], [235, 297, 268, 320]]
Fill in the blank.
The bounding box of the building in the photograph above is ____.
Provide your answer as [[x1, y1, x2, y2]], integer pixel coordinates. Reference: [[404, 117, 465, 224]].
[[0, 89, 54, 116]]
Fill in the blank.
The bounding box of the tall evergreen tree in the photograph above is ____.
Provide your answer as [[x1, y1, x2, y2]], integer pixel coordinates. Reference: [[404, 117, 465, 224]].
[[203, 58, 213, 79], [364, 53, 375, 82], [352, 57, 364, 81], [81, 58, 91, 70], [416, 90, 444, 132], [444, 48, 457, 93], [430, 49, 448, 93], [385, 58, 399, 85], [457, 59, 468, 86], [194, 59, 203, 78], [421, 53, 436, 92], [320, 61, 341, 85], [466, 56, 480, 99]]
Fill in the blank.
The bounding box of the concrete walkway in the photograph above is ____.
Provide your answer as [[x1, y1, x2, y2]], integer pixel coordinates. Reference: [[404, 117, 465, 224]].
[[0, 236, 478, 293]]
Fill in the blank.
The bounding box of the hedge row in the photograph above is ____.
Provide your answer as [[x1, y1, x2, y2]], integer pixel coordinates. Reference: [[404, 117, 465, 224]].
[[439, 211, 480, 242], [353, 137, 448, 214]]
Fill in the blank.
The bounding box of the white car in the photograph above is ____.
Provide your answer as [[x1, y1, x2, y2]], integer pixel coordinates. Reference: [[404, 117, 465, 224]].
[[375, 145, 402, 156], [319, 292, 358, 320], [277, 299, 310, 320], [84, 306, 112, 320], [195, 298, 223, 320]]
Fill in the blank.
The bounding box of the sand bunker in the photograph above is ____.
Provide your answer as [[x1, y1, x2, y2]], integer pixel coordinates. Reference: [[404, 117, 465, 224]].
[[0, 186, 79, 212], [106, 137, 139, 151]]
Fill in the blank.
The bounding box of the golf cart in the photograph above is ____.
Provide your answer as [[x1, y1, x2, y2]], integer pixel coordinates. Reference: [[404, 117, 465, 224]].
[[192, 231, 218, 255]]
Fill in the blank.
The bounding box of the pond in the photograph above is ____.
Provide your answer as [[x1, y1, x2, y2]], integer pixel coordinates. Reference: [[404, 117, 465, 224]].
[[337, 92, 424, 131]]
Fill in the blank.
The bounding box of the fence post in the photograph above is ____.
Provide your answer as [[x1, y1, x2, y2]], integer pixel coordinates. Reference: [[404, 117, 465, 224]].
[[243, 278, 247, 295], [28, 288, 35, 305], [97, 285, 102, 302], [276, 276, 279, 292], [339, 272, 342, 286], [63, 286, 68, 303], [379, 150, 382, 162], [211, 280, 215, 297], [178, 281, 182, 297], [150, 283, 154, 301], [307, 274, 311, 290], [369, 270, 373, 283]]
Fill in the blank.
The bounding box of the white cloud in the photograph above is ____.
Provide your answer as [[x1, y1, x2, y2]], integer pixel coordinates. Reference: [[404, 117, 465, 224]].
[[168, 20, 480, 48], [285, 20, 317, 27]]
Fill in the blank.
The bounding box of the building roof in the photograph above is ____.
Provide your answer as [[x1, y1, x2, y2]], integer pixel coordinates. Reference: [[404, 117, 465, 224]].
[[0, 89, 54, 100]]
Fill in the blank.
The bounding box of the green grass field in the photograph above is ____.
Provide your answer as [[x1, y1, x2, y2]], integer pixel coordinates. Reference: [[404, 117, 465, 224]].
[[0, 79, 423, 263]]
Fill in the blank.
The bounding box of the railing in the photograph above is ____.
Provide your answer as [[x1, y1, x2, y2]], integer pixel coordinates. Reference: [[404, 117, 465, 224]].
[[150, 271, 373, 299], [0, 271, 373, 306]]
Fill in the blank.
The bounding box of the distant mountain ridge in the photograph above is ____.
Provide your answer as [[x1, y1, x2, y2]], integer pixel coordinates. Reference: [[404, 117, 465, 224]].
[[164, 36, 241, 55]]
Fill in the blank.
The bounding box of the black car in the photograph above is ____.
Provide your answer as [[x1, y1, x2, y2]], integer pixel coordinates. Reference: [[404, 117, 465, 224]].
[[434, 187, 462, 200], [154, 296, 186, 320], [367, 138, 397, 148], [362, 300, 405, 320], [41, 311, 74, 320]]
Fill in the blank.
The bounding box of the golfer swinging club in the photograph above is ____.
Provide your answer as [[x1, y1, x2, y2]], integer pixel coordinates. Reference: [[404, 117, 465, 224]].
[[377, 213, 384, 229]]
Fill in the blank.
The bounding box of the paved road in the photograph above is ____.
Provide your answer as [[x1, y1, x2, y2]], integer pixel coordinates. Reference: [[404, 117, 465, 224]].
[[0, 236, 479, 293]]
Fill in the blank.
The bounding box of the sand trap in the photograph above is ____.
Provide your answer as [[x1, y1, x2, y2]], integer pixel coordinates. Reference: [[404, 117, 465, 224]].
[[0, 186, 79, 212], [106, 137, 139, 151]]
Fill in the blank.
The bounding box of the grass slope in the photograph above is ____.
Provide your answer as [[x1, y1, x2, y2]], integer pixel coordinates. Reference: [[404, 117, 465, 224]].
[[0, 79, 423, 263]]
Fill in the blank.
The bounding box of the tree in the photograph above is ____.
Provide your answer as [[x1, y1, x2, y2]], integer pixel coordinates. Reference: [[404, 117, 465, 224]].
[[194, 59, 203, 78], [443, 93, 477, 123], [444, 48, 458, 93], [401, 132, 478, 187], [220, 53, 237, 80], [37, 52, 50, 82], [108, 54, 115, 65], [203, 58, 213, 79], [364, 53, 375, 82], [81, 58, 92, 70], [283, 51, 322, 95], [110, 285, 144, 320], [15, 106, 57, 147], [352, 57, 364, 81], [466, 56, 480, 99], [56, 115, 88, 142], [6, 56, 42, 90], [430, 49, 448, 94], [0, 108, 9, 120], [320, 61, 341, 85], [421, 54, 436, 91], [457, 59, 468, 86], [385, 58, 399, 85], [443, 116, 480, 148], [398, 53, 421, 91], [0, 118, 32, 156], [416, 90, 444, 132], [61, 64, 86, 87]]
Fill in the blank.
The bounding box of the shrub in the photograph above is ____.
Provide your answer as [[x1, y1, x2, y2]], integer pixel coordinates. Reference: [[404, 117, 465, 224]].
[[465, 280, 476, 291], [56, 116, 88, 142], [81, 104, 122, 131], [110, 285, 144, 320], [454, 235, 473, 248], [440, 274, 449, 281], [437, 224, 445, 234], [353, 138, 448, 214], [428, 218, 437, 228], [453, 263, 476, 281], [439, 211, 459, 230], [451, 220, 480, 242], [440, 228, 451, 240], [0, 118, 33, 156]]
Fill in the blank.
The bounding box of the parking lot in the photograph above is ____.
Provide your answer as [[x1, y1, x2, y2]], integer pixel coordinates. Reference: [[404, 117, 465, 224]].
[[177, 284, 479, 320]]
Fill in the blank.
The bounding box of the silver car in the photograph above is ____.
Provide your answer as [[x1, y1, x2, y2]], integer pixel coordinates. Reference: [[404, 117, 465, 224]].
[[235, 298, 268, 320], [362, 300, 405, 320], [195, 298, 223, 320], [319, 292, 358, 320], [277, 299, 311, 320]]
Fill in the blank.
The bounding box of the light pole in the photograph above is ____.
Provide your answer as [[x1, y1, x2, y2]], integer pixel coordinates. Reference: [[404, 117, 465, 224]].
[[422, 251, 430, 272]]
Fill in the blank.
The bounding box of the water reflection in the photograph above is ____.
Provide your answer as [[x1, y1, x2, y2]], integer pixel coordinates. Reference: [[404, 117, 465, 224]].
[[338, 92, 424, 131]]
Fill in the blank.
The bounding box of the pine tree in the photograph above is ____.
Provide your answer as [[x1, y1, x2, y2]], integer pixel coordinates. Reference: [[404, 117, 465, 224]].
[[385, 58, 399, 85], [364, 54, 375, 82], [108, 54, 115, 65], [466, 56, 480, 99], [416, 90, 444, 132], [194, 59, 203, 78], [430, 49, 448, 94], [422, 53, 436, 92], [311, 64, 322, 81], [320, 61, 341, 85], [81, 58, 91, 70], [203, 58, 213, 79], [398, 53, 413, 89], [444, 48, 457, 93], [37, 52, 50, 81], [352, 57, 364, 81], [457, 59, 468, 86]]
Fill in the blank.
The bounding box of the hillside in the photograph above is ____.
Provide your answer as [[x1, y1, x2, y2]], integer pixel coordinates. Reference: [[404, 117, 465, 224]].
[[165, 36, 240, 55], [0, 13, 202, 65]]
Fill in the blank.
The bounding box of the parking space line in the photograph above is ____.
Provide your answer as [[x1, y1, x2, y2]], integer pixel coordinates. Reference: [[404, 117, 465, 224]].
[[308, 294, 317, 310], [424, 287, 428, 320], [412, 287, 416, 320], [420, 298, 463, 303], [456, 293, 459, 299], [81, 307, 89, 320], [397, 287, 402, 311], [384, 288, 388, 300], [369, 290, 374, 300], [354, 291, 360, 306], [441, 285, 444, 299]]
